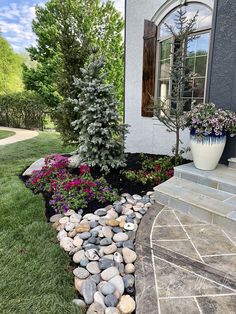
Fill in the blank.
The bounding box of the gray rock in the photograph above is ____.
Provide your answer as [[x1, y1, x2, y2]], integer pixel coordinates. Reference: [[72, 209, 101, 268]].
[[103, 244, 117, 255], [101, 267, 119, 281], [73, 250, 85, 263], [91, 230, 99, 237], [123, 274, 135, 288], [87, 302, 105, 314], [85, 249, 100, 261], [117, 262, 125, 275], [99, 258, 114, 270], [86, 261, 101, 275], [126, 217, 134, 223], [127, 213, 136, 219], [90, 220, 99, 228], [104, 294, 118, 307], [95, 209, 107, 216], [72, 299, 86, 308], [68, 154, 82, 168], [116, 242, 123, 248], [81, 279, 96, 305], [133, 194, 142, 200], [84, 244, 98, 251], [126, 286, 135, 294], [94, 291, 106, 309], [100, 238, 112, 246], [113, 232, 129, 242], [102, 226, 113, 238], [50, 214, 63, 223], [139, 208, 146, 215], [80, 257, 89, 267], [122, 240, 134, 250], [88, 236, 98, 244], [109, 275, 125, 295], [105, 307, 120, 314], [101, 282, 116, 296], [112, 227, 123, 234], [91, 274, 101, 284], [65, 222, 75, 232], [73, 267, 90, 279], [114, 203, 123, 214], [79, 232, 91, 240], [70, 213, 82, 223]]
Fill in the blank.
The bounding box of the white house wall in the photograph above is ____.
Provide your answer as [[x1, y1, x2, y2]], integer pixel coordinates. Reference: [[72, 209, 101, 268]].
[[125, 0, 213, 158]]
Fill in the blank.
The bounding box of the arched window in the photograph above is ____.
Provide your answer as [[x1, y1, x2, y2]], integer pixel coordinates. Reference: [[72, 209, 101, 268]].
[[157, 2, 212, 110]]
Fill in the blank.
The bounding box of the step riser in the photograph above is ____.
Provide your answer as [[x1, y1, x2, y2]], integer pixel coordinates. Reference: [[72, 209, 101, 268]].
[[229, 161, 236, 169], [154, 190, 236, 235], [174, 169, 236, 194]]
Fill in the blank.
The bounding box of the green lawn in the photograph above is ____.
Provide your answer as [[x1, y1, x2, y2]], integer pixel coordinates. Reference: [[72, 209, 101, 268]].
[[0, 130, 15, 140], [0, 132, 84, 314]]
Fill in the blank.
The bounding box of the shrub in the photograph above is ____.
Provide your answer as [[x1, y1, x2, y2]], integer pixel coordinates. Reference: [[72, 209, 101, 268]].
[[27, 154, 118, 214], [0, 91, 45, 129]]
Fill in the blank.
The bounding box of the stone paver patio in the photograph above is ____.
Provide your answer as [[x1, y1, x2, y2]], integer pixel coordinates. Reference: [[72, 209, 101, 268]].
[[135, 203, 236, 314]]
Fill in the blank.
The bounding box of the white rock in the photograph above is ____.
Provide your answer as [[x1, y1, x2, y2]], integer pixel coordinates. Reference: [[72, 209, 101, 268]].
[[124, 223, 135, 231], [65, 222, 75, 232], [122, 248, 137, 264], [72, 299, 86, 308], [59, 217, 69, 224], [22, 158, 45, 176], [109, 275, 124, 295], [83, 214, 100, 221], [73, 250, 85, 263], [70, 213, 82, 223], [101, 267, 119, 281], [113, 252, 123, 263], [64, 209, 75, 216], [68, 154, 82, 168], [57, 230, 67, 241], [50, 214, 63, 223], [113, 233, 129, 242], [125, 263, 135, 274], [105, 307, 120, 314], [86, 261, 101, 274], [85, 249, 100, 261], [102, 226, 113, 239], [60, 237, 74, 251], [117, 295, 135, 314], [103, 244, 117, 255], [94, 291, 106, 309], [73, 237, 83, 248]]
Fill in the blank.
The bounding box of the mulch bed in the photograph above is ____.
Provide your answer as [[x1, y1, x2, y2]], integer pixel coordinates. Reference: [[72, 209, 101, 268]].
[[21, 153, 189, 220]]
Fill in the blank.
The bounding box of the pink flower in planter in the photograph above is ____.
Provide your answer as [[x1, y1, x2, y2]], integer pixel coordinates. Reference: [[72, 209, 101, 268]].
[[79, 164, 91, 175]]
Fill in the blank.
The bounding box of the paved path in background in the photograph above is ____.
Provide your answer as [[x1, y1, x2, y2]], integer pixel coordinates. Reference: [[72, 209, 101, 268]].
[[0, 126, 38, 146], [135, 203, 236, 314]]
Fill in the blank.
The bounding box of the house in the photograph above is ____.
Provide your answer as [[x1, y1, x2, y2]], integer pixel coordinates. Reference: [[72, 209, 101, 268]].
[[124, 0, 236, 161]]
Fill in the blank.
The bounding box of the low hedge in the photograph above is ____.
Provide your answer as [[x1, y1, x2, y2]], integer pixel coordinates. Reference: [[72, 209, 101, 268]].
[[0, 91, 45, 129]]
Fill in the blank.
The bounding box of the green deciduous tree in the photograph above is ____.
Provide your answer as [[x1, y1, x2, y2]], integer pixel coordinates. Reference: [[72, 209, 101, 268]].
[[23, 0, 124, 143], [0, 36, 24, 94]]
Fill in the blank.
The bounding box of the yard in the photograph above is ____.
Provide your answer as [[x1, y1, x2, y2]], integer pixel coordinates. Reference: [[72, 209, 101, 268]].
[[0, 130, 15, 140], [0, 132, 84, 314]]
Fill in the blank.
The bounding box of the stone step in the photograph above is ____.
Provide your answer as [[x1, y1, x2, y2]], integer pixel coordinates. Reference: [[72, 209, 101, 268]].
[[174, 162, 236, 194], [154, 177, 236, 234], [228, 158, 236, 169]]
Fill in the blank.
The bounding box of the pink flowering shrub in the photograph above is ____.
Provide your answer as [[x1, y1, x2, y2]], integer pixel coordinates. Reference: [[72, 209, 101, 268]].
[[27, 154, 118, 213]]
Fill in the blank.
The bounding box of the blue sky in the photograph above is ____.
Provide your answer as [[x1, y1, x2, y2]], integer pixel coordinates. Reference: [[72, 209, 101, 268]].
[[0, 0, 124, 52]]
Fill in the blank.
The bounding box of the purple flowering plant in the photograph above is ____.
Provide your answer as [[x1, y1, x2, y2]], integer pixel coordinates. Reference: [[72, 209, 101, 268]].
[[184, 103, 236, 138]]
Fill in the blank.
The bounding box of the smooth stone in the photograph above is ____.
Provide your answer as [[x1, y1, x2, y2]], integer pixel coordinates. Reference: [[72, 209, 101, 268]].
[[84, 244, 98, 251], [139, 208, 146, 215], [73, 237, 83, 248], [79, 232, 91, 240], [97, 281, 107, 293], [101, 267, 119, 281], [109, 275, 124, 295], [127, 213, 136, 219], [107, 210, 118, 219], [91, 230, 99, 237], [90, 220, 99, 228], [57, 230, 67, 241], [124, 223, 135, 231], [133, 194, 142, 200], [91, 274, 101, 284], [22, 157, 45, 176], [83, 213, 100, 221], [101, 282, 116, 296], [74, 277, 86, 293], [105, 219, 119, 227], [115, 242, 123, 248], [70, 213, 82, 223], [68, 229, 77, 238], [72, 299, 86, 308], [94, 291, 106, 309], [102, 226, 113, 238], [73, 267, 90, 279], [100, 238, 112, 246], [122, 240, 134, 250], [99, 258, 114, 270], [64, 222, 75, 232], [81, 279, 96, 305], [85, 249, 100, 260], [117, 263, 125, 275], [120, 197, 126, 204], [104, 294, 118, 308], [113, 252, 123, 263], [135, 212, 142, 219], [95, 209, 107, 216], [123, 274, 135, 288], [126, 217, 134, 223], [69, 247, 81, 256], [87, 302, 104, 314], [59, 216, 69, 224], [117, 295, 135, 314], [73, 250, 85, 263], [126, 286, 135, 294], [86, 261, 101, 274], [80, 257, 89, 267], [125, 263, 135, 274], [88, 236, 98, 244], [75, 224, 90, 233], [103, 244, 117, 255], [126, 196, 135, 205], [114, 203, 123, 214], [105, 307, 120, 314], [50, 214, 63, 223], [122, 248, 137, 264], [113, 233, 129, 242], [112, 227, 123, 234], [127, 231, 136, 242], [60, 237, 74, 252], [64, 209, 75, 216]]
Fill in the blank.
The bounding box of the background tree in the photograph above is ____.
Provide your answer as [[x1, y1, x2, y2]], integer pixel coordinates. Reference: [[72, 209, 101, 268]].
[[153, 7, 198, 164], [23, 0, 124, 144], [71, 53, 128, 173], [0, 36, 24, 94]]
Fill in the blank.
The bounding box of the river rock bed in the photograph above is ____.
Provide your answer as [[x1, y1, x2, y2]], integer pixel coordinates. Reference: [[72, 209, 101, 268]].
[[50, 191, 155, 313]]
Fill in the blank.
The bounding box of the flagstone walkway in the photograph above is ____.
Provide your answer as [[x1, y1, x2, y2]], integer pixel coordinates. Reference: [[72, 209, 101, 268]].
[[135, 203, 236, 314], [0, 126, 38, 146]]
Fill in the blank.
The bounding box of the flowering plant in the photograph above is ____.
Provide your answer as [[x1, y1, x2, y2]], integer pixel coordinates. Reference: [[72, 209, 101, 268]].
[[27, 154, 118, 213], [184, 103, 236, 138]]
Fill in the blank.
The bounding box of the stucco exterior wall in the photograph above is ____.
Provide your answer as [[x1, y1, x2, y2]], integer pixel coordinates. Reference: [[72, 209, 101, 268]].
[[125, 0, 214, 158]]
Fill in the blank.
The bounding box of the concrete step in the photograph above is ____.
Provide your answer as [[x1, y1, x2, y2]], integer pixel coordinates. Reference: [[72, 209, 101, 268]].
[[174, 162, 236, 194], [228, 158, 236, 169], [154, 177, 236, 234]]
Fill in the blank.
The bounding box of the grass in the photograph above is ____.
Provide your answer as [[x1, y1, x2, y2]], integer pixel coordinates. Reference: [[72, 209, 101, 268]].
[[0, 132, 84, 314], [0, 130, 15, 140]]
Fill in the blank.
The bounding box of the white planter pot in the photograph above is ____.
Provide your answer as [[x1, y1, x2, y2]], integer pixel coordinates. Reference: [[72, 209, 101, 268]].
[[190, 134, 226, 171]]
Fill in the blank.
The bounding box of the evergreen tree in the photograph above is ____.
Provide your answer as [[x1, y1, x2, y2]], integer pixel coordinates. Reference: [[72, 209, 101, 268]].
[[71, 54, 128, 172]]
